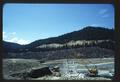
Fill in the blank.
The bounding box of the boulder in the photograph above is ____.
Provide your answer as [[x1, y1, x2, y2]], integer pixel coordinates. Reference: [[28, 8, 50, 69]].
[[28, 67, 52, 78], [51, 66, 60, 72]]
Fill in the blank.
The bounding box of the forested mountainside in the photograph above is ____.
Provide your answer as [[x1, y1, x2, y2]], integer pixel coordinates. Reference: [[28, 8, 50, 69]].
[[3, 26, 115, 53]]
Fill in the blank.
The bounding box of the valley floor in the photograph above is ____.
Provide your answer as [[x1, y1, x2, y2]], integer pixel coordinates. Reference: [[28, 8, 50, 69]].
[[3, 58, 114, 80]]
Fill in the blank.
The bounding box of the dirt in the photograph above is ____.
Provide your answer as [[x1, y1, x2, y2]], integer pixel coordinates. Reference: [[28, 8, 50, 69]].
[[2, 58, 114, 80]]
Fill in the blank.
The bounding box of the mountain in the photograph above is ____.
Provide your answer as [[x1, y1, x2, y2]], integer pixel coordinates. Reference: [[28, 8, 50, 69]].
[[3, 26, 115, 53], [25, 26, 114, 51], [3, 41, 23, 52]]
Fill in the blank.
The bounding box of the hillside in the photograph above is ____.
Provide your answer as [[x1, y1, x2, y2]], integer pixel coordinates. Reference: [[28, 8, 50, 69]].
[[3, 41, 23, 52], [3, 26, 115, 53], [3, 26, 115, 80], [26, 26, 114, 49], [3, 47, 114, 60]]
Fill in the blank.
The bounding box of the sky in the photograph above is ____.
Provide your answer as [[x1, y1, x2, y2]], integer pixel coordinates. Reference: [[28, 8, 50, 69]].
[[3, 4, 114, 45]]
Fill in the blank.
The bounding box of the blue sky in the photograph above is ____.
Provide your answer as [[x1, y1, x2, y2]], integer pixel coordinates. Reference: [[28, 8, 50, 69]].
[[3, 4, 114, 45]]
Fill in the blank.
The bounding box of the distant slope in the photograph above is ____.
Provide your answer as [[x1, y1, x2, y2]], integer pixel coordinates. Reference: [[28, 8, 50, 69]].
[[3, 47, 114, 59], [3, 41, 23, 52], [26, 26, 114, 50], [3, 26, 115, 52]]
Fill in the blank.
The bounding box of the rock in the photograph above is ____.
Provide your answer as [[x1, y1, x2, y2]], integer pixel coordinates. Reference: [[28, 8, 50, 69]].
[[51, 66, 60, 72], [98, 70, 113, 78], [28, 67, 52, 78], [78, 73, 85, 78], [51, 76, 60, 80], [53, 72, 61, 77], [38, 60, 45, 63]]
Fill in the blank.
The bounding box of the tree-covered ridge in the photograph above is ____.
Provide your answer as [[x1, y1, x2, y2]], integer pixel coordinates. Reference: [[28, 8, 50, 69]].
[[3, 26, 115, 52]]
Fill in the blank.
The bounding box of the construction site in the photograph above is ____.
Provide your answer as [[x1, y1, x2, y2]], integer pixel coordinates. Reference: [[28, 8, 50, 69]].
[[3, 58, 114, 80]]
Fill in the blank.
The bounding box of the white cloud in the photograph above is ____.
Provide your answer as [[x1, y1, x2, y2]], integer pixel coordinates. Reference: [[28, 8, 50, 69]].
[[11, 32, 16, 35], [101, 14, 109, 18], [17, 39, 30, 45], [90, 24, 107, 27], [99, 9, 109, 18], [3, 32, 30, 45], [90, 24, 106, 27], [7, 37, 18, 42], [3, 31, 7, 39], [7, 37, 30, 45], [99, 9, 108, 14], [90, 24, 100, 27]]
